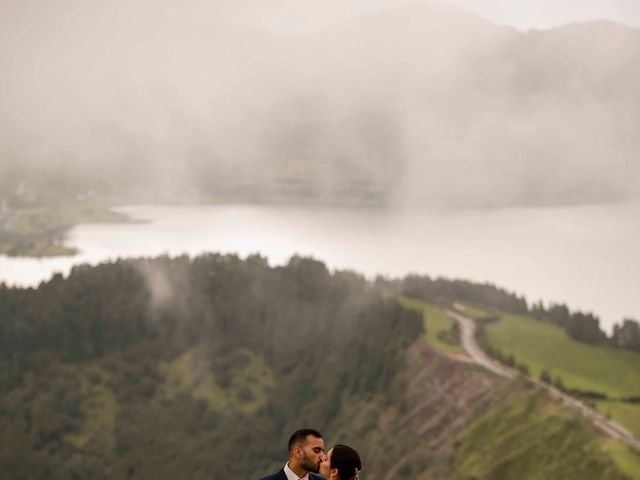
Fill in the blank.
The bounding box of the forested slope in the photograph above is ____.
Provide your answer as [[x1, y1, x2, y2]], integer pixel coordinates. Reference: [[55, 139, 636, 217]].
[[0, 254, 631, 479]]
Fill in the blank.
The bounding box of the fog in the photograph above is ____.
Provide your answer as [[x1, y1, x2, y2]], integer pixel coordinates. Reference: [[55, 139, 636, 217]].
[[1, 0, 639, 207], [258, 0, 640, 33]]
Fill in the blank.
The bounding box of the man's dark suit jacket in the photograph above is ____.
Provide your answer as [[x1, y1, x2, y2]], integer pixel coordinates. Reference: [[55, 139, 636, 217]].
[[259, 467, 324, 480]]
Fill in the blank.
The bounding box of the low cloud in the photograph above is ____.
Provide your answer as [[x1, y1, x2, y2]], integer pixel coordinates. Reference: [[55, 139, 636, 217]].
[[1, 1, 638, 208]]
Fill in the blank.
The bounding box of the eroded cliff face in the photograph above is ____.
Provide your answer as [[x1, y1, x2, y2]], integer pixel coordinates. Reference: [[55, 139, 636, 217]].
[[404, 342, 506, 439], [319, 338, 504, 478], [387, 340, 513, 478]]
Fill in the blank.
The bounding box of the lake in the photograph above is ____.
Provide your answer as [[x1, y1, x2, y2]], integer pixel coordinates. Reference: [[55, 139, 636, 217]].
[[1, 202, 639, 333]]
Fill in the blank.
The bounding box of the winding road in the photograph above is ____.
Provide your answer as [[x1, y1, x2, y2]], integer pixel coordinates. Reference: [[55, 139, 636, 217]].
[[446, 308, 640, 451]]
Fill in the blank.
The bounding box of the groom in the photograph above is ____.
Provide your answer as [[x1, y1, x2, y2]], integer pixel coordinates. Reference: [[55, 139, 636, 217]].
[[259, 429, 325, 480]]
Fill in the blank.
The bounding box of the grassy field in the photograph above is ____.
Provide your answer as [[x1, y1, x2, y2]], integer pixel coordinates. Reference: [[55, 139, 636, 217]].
[[485, 312, 640, 398], [597, 401, 640, 440], [456, 389, 638, 479], [396, 296, 464, 354], [484, 312, 640, 441], [454, 302, 490, 320], [604, 440, 640, 480]]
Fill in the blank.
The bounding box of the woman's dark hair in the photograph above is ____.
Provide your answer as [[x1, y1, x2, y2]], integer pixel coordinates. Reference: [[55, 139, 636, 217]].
[[330, 444, 362, 480]]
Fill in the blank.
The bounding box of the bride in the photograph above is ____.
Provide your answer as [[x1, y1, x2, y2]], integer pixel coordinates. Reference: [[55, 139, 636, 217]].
[[319, 444, 362, 480]]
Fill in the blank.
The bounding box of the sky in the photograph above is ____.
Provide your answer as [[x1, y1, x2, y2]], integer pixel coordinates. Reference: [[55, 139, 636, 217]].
[[256, 0, 640, 33], [438, 0, 640, 30]]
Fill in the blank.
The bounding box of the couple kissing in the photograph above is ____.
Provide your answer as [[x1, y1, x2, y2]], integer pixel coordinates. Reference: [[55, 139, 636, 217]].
[[259, 429, 362, 480]]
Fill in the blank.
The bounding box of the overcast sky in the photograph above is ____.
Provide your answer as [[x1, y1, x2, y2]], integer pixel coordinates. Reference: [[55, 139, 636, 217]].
[[1, 0, 638, 207], [257, 0, 640, 33], [434, 0, 640, 29]]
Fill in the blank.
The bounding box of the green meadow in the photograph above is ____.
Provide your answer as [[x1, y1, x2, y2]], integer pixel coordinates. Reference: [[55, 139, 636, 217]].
[[484, 312, 640, 398], [598, 400, 640, 440], [604, 440, 640, 480], [484, 312, 640, 440], [454, 302, 490, 321], [396, 296, 464, 354], [456, 390, 635, 480]]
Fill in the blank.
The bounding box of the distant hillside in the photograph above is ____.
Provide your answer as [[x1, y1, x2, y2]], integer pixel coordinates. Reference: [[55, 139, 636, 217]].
[[393, 272, 640, 444], [1, 3, 639, 208], [294, 4, 640, 207], [0, 254, 634, 479]]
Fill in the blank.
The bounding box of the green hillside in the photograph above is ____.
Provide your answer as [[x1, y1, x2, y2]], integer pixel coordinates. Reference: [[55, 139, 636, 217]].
[[485, 312, 640, 397], [598, 400, 640, 440], [484, 311, 640, 438], [604, 441, 640, 480], [0, 256, 635, 479], [396, 296, 464, 355], [456, 389, 630, 480], [0, 255, 426, 479]]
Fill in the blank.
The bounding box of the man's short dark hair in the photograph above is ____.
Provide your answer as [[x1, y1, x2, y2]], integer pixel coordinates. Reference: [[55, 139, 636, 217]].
[[288, 429, 323, 451]]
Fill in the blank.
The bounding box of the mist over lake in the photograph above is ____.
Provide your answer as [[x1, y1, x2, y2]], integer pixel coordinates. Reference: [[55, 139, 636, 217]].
[[1, 202, 638, 333]]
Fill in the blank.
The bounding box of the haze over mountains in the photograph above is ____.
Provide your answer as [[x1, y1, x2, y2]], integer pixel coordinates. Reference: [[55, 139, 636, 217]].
[[1, 1, 639, 207]]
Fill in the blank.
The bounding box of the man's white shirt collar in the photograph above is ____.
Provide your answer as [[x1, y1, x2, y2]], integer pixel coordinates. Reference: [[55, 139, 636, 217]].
[[284, 462, 309, 480]]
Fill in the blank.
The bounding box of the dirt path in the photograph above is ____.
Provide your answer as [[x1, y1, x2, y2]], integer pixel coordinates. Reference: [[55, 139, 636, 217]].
[[446, 308, 640, 451], [448, 309, 518, 379]]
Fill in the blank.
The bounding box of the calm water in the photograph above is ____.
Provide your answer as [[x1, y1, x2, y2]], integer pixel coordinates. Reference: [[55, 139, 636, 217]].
[[1, 203, 639, 332]]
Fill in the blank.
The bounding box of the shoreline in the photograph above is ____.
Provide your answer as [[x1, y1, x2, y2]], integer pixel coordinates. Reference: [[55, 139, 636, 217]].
[[0, 202, 133, 259]]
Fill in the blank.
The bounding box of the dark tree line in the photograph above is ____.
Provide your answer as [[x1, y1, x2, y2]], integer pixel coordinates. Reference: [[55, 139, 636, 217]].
[[384, 274, 528, 313], [387, 273, 638, 352], [531, 300, 639, 350], [611, 318, 640, 351]]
